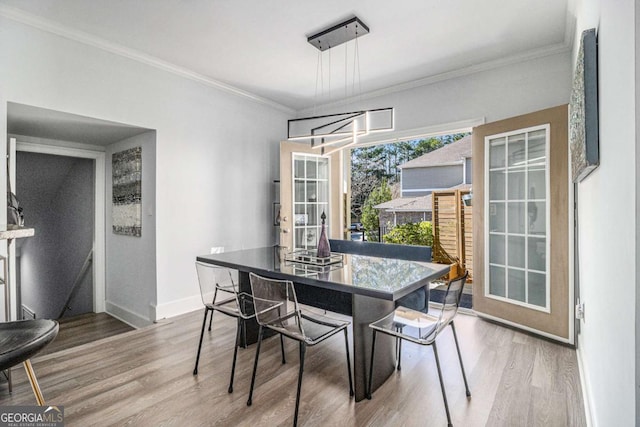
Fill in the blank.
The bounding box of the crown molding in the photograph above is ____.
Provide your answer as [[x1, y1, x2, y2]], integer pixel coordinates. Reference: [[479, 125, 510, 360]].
[[0, 3, 574, 119], [0, 4, 296, 115]]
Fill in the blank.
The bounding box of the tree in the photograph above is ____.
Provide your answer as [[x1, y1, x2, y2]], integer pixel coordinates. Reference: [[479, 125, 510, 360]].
[[350, 132, 470, 221], [383, 221, 433, 246], [413, 137, 444, 157], [350, 145, 390, 219], [361, 179, 392, 241]]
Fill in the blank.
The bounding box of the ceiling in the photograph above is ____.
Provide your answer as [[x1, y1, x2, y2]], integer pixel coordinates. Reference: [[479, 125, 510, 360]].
[[0, 0, 573, 111], [8, 103, 150, 146]]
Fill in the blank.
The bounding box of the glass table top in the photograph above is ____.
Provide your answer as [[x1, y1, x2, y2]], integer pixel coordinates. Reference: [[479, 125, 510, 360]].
[[197, 246, 450, 301]]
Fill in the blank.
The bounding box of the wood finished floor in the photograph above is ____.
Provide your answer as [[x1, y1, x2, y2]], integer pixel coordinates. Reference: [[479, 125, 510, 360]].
[[0, 310, 586, 426], [40, 312, 135, 356]]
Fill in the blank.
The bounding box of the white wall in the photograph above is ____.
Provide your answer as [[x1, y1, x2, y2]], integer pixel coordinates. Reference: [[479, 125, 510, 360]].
[[573, 0, 636, 425], [299, 51, 572, 134], [0, 16, 288, 320], [0, 13, 575, 324], [105, 131, 157, 326]]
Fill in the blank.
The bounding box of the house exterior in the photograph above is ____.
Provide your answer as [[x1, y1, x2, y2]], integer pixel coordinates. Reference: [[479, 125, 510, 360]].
[[375, 195, 432, 231], [375, 136, 472, 229]]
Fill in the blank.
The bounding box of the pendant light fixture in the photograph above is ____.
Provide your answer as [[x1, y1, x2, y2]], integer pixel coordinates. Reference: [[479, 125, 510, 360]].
[[287, 16, 394, 155]]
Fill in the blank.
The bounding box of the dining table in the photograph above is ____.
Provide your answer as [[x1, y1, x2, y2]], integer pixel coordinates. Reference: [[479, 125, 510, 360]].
[[196, 246, 451, 401]]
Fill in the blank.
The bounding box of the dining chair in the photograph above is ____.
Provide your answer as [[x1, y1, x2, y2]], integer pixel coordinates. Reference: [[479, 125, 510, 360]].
[[367, 272, 470, 427], [0, 319, 59, 405], [193, 261, 285, 393], [247, 272, 354, 427]]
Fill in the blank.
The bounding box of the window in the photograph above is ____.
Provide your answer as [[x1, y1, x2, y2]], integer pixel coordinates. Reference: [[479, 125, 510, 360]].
[[485, 125, 549, 311], [293, 154, 329, 250]]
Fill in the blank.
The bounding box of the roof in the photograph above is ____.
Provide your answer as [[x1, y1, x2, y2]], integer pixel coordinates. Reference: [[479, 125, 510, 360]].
[[373, 183, 472, 212], [399, 135, 472, 169], [374, 195, 432, 212], [448, 183, 473, 191]]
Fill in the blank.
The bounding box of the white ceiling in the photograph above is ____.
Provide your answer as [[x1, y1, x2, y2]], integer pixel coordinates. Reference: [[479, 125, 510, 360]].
[[8, 103, 150, 146], [0, 0, 573, 111]]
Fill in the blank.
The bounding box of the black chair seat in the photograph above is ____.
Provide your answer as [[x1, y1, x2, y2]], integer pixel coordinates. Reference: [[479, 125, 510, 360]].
[[0, 320, 59, 371]]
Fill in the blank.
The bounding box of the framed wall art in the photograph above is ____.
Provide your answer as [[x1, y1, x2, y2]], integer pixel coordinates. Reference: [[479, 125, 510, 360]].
[[570, 28, 599, 183], [112, 146, 142, 237]]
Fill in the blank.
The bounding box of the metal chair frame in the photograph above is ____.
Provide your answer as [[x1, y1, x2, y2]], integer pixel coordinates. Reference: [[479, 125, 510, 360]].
[[367, 272, 470, 427], [246, 272, 354, 427], [193, 261, 285, 394]]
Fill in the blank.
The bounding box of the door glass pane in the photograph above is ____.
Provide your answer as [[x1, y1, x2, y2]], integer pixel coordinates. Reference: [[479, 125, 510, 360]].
[[306, 181, 317, 202], [295, 204, 307, 225], [306, 158, 317, 179], [508, 236, 525, 268], [528, 272, 546, 307], [307, 205, 318, 226], [294, 159, 305, 178], [295, 228, 304, 248], [317, 182, 328, 202], [528, 237, 546, 271], [528, 169, 545, 200], [507, 133, 525, 167], [508, 170, 525, 200], [507, 269, 526, 302], [295, 180, 305, 202], [489, 137, 506, 168], [489, 171, 505, 200], [508, 202, 526, 234], [528, 130, 546, 166], [305, 227, 317, 247], [489, 266, 505, 297], [489, 202, 505, 232], [318, 159, 329, 179], [489, 234, 505, 264], [528, 201, 545, 235]]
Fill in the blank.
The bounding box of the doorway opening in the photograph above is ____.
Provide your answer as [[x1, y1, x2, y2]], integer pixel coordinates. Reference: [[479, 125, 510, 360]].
[[348, 129, 473, 308], [7, 102, 156, 350], [17, 151, 95, 320]]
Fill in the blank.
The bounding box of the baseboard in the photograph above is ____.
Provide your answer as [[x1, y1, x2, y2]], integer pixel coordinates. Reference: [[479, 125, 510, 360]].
[[153, 294, 202, 321], [474, 311, 573, 344], [105, 301, 153, 329], [576, 347, 594, 427]]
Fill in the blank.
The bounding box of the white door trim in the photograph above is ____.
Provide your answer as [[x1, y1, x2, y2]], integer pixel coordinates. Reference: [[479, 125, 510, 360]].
[[15, 141, 106, 313]]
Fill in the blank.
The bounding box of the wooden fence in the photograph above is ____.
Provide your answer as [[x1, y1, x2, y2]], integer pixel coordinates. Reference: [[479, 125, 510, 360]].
[[432, 189, 473, 282]]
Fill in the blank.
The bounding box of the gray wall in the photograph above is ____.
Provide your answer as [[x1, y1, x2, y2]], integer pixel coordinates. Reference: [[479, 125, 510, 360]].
[[17, 152, 94, 319], [401, 164, 463, 197], [105, 131, 156, 325]]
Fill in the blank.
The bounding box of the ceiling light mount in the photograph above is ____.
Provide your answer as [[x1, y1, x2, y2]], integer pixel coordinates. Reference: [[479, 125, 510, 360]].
[[288, 15, 393, 154], [307, 17, 370, 51]]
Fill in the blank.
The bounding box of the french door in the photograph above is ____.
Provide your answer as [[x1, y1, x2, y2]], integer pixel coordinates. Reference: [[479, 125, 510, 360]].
[[279, 141, 347, 251], [472, 105, 572, 343]]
